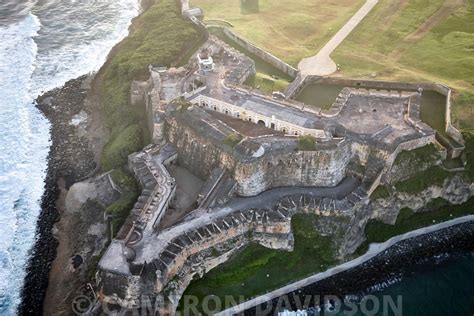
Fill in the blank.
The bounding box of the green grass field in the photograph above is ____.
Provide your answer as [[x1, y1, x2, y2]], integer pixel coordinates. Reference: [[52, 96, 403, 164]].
[[192, 0, 365, 66], [333, 0, 474, 130]]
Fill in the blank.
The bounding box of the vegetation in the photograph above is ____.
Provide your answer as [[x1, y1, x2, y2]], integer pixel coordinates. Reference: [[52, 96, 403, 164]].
[[100, 0, 203, 171], [180, 214, 337, 312], [96, 0, 204, 234], [194, 0, 365, 66], [106, 190, 139, 237], [247, 73, 290, 93], [101, 124, 144, 171], [356, 197, 474, 255], [463, 131, 474, 181], [370, 185, 390, 200], [223, 133, 243, 148], [332, 0, 474, 130], [298, 135, 316, 151], [393, 143, 441, 168], [395, 165, 451, 194], [208, 27, 292, 93]]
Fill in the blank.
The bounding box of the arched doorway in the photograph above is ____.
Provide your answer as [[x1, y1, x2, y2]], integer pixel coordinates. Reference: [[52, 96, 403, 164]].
[[257, 120, 266, 127]]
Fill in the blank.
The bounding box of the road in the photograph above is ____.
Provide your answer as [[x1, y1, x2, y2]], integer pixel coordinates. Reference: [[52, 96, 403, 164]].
[[298, 0, 379, 77]]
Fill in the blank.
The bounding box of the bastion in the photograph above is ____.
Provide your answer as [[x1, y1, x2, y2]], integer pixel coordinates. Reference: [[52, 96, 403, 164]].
[[96, 9, 465, 314]]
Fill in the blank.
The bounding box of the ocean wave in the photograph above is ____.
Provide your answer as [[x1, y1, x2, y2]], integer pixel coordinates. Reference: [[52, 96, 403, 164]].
[[0, 13, 47, 315], [0, 0, 140, 313]]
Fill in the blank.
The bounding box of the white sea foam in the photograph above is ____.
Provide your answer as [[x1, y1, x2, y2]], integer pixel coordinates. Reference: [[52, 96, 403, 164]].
[[0, 0, 140, 313]]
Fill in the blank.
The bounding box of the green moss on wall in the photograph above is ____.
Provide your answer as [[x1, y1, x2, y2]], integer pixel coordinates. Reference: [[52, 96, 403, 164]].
[[298, 135, 316, 151]]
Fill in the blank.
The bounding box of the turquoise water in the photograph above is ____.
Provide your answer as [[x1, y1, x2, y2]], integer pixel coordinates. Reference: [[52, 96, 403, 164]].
[[337, 252, 474, 316]]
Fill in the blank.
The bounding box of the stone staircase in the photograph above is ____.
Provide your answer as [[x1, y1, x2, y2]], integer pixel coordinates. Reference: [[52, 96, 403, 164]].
[[283, 74, 304, 98]]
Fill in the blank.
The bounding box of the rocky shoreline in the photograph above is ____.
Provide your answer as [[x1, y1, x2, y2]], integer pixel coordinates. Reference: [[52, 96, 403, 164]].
[[245, 220, 474, 314], [18, 76, 97, 315]]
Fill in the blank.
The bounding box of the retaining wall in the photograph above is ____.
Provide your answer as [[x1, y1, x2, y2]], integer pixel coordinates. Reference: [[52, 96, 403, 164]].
[[223, 28, 298, 78]]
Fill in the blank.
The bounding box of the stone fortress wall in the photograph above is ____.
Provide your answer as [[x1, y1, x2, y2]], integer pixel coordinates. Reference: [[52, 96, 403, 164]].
[[166, 111, 352, 196], [222, 27, 298, 78], [96, 2, 469, 314], [296, 76, 465, 158]]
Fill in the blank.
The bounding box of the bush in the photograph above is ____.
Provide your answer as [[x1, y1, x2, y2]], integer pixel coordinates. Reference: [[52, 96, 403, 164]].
[[298, 135, 316, 151], [370, 185, 390, 200], [101, 124, 144, 171], [106, 190, 139, 237], [223, 133, 242, 148], [99, 0, 204, 170], [393, 144, 440, 168], [395, 165, 451, 194]]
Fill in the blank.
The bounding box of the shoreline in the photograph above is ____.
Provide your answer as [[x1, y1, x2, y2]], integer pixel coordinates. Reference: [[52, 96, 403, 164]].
[[17, 0, 148, 313], [236, 217, 474, 315], [18, 76, 98, 315]]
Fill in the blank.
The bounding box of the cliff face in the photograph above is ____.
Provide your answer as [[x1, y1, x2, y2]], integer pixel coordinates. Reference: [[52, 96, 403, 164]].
[[234, 143, 352, 196], [340, 175, 474, 256]]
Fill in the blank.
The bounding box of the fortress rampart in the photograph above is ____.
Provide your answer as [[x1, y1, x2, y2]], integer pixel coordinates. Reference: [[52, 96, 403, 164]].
[[222, 27, 298, 78], [166, 109, 352, 196]]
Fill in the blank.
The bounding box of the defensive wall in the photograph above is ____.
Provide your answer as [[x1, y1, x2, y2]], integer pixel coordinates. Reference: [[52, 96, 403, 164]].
[[292, 76, 465, 157], [166, 107, 352, 196], [99, 206, 294, 312], [222, 27, 298, 78]]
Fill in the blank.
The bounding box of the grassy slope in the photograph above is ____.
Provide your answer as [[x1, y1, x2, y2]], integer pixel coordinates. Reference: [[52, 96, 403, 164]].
[[332, 0, 474, 130], [192, 0, 365, 66], [181, 214, 337, 312], [97, 0, 204, 232], [356, 197, 474, 255]]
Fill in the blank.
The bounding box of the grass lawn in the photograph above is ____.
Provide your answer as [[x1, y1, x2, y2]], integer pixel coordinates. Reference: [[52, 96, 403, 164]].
[[180, 214, 338, 312], [192, 0, 365, 66], [356, 197, 474, 255], [332, 0, 474, 130]]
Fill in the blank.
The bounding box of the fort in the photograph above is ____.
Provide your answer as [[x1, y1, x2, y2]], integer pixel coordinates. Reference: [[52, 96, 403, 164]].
[[96, 2, 470, 314]]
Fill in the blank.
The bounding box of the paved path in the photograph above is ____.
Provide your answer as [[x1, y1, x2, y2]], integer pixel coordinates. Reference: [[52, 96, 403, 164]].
[[298, 0, 379, 77], [135, 177, 359, 263], [216, 215, 474, 315]]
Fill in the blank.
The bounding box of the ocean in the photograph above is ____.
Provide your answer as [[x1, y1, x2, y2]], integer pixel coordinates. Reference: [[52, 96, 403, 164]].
[[0, 0, 139, 314]]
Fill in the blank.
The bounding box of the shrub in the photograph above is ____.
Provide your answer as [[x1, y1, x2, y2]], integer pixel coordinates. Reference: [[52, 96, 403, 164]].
[[370, 185, 390, 200], [298, 135, 316, 151], [223, 133, 242, 148], [106, 190, 139, 237], [395, 166, 450, 194], [101, 124, 144, 171]]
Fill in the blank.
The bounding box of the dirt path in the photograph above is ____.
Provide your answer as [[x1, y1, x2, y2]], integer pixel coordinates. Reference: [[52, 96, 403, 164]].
[[298, 0, 379, 77], [389, 0, 464, 62], [405, 0, 463, 43]]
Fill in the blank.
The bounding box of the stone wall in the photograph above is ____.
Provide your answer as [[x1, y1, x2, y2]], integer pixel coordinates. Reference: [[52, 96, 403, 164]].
[[223, 28, 298, 78], [298, 76, 465, 146], [166, 113, 352, 196]]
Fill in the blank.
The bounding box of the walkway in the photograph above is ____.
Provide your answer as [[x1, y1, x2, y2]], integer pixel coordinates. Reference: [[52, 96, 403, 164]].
[[216, 215, 474, 315], [298, 0, 379, 77]]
